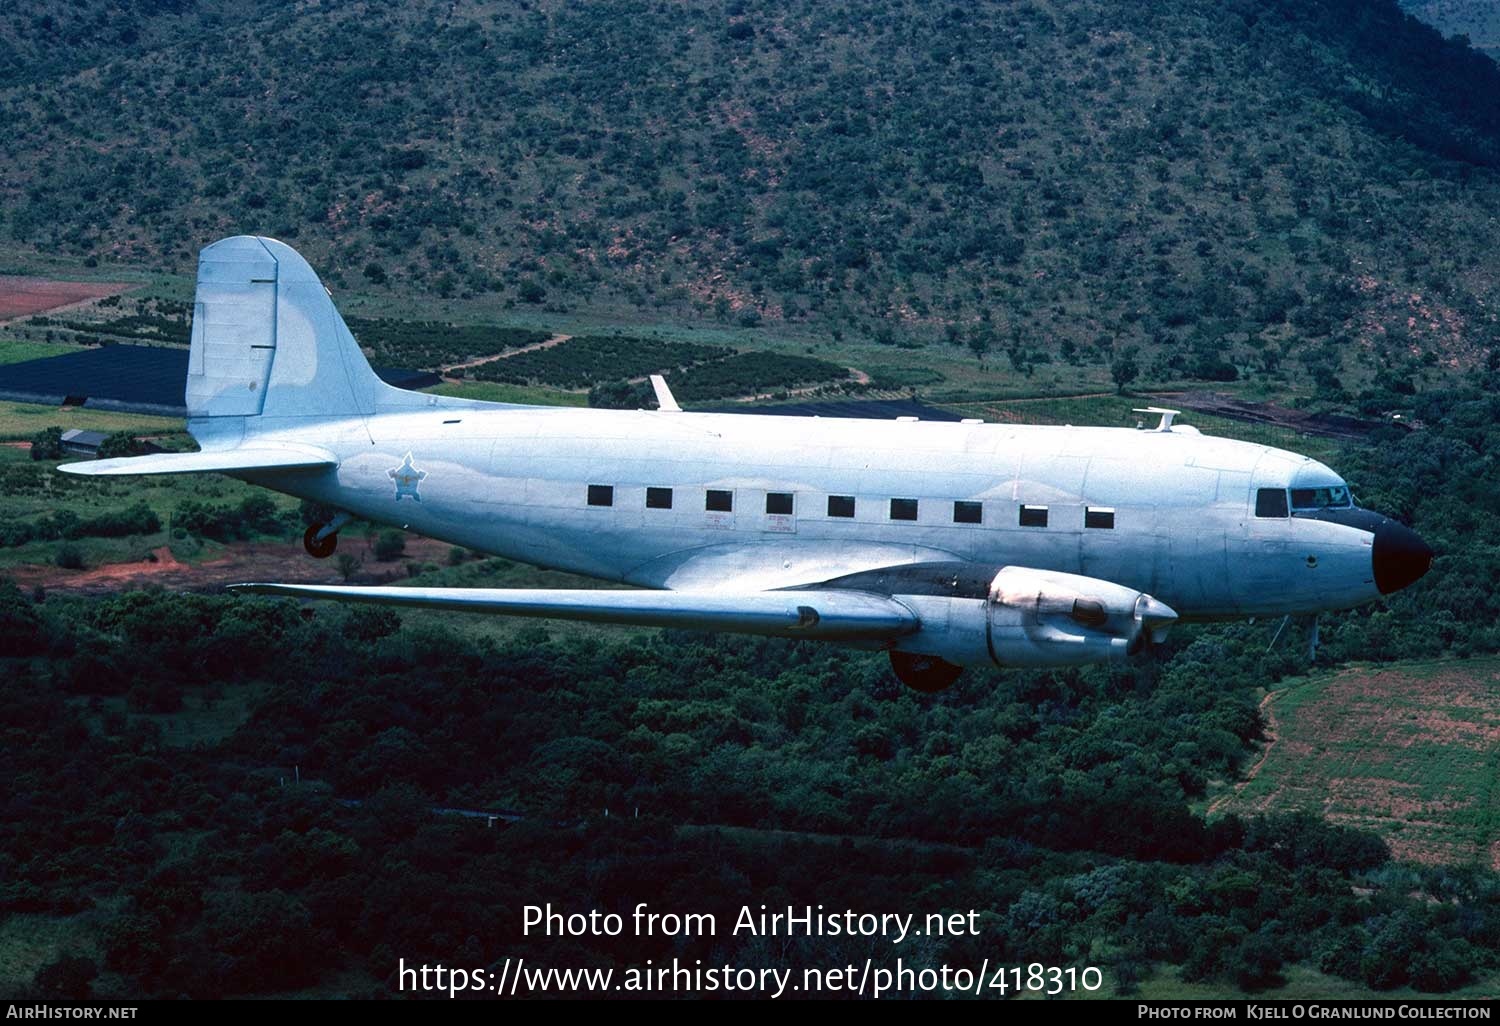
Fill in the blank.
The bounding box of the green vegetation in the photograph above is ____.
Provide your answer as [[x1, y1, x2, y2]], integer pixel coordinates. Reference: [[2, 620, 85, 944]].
[[0, 372, 1495, 999], [467, 334, 850, 401], [0, 339, 83, 366], [1, 579, 1497, 999], [342, 317, 549, 370], [427, 379, 588, 407], [0, 443, 300, 570], [467, 335, 731, 389], [373, 529, 406, 562], [5, 0, 1500, 1001], [1214, 659, 1500, 866], [7, 299, 558, 371], [30, 298, 192, 347], [664, 351, 851, 401], [0, 403, 181, 442], [0, 501, 158, 548], [867, 365, 946, 390], [171, 495, 288, 542], [942, 397, 1348, 463]]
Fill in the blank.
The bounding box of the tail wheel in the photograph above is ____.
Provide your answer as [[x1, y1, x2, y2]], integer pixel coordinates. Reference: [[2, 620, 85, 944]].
[[303, 523, 338, 559], [888, 651, 963, 693]]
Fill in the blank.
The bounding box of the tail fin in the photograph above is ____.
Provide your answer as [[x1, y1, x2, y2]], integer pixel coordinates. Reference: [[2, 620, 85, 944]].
[[188, 235, 396, 422], [60, 236, 461, 479]]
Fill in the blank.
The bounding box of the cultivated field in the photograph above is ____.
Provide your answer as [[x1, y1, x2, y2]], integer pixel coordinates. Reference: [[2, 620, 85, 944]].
[[0, 276, 132, 321], [0, 401, 181, 442], [1211, 658, 1500, 867]]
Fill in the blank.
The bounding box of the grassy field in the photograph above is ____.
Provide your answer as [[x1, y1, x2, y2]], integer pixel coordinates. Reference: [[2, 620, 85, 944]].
[[0, 339, 84, 366], [428, 379, 588, 407], [1209, 657, 1500, 868], [0, 401, 183, 442]]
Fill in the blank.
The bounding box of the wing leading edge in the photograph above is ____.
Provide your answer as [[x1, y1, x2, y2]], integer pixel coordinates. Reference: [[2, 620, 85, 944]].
[[229, 583, 919, 641]]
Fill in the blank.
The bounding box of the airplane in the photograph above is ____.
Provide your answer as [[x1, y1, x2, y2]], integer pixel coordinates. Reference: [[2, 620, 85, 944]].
[[59, 236, 1433, 692]]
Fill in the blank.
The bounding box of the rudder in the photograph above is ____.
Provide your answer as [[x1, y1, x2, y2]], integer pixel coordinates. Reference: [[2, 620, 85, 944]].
[[187, 236, 386, 422]]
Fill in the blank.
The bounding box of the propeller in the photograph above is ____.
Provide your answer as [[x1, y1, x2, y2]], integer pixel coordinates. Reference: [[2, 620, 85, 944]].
[[1127, 593, 1179, 655]]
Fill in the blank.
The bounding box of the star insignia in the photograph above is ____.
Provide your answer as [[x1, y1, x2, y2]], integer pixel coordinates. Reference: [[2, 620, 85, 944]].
[[387, 451, 427, 502]]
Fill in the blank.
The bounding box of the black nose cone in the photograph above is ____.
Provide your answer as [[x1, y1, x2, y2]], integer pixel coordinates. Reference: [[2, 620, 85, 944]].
[[1373, 520, 1433, 595]]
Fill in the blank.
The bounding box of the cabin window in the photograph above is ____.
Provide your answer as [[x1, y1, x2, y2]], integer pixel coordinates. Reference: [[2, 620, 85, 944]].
[[1290, 485, 1352, 510], [646, 487, 673, 510], [706, 489, 733, 512], [890, 498, 919, 522], [766, 492, 794, 516], [1255, 488, 1289, 518], [953, 500, 982, 524], [1019, 504, 1048, 527], [1085, 506, 1115, 529], [587, 485, 614, 507], [827, 495, 855, 518]]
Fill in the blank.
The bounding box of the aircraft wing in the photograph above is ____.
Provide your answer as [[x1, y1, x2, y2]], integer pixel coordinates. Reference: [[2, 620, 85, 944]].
[[228, 583, 919, 641], [58, 445, 337, 477]]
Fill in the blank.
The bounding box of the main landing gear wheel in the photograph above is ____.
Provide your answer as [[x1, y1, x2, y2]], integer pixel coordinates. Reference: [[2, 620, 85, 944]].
[[889, 651, 964, 694], [303, 523, 338, 559]]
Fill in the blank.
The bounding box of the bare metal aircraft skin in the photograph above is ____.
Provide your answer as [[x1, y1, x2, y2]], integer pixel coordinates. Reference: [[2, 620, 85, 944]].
[[60, 237, 1432, 690]]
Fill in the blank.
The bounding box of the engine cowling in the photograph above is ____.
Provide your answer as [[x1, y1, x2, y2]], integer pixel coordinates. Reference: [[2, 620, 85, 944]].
[[886, 566, 1178, 691]]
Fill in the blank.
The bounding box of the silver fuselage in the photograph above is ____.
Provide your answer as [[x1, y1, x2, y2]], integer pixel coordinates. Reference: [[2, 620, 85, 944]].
[[234, 405, 1380, 620]]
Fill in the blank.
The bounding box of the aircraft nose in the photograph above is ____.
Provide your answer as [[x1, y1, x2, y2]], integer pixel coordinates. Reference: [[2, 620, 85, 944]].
[[1372, 519, 1433, 595]]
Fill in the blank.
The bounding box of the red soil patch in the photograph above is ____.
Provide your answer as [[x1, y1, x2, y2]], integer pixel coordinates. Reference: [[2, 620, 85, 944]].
[[0, 277, 133, 321]]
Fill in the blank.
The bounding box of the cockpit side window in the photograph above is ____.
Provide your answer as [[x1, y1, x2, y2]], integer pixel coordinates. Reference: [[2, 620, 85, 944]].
[[1255, 488, 1288, 518], [1290, 485, 1352, 511]]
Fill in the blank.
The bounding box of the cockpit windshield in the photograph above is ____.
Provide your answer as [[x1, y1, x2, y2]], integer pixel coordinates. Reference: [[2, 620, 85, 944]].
[[1290, 485, 1352, 510]]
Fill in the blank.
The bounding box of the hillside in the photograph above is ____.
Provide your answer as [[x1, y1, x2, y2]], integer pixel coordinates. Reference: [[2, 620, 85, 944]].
[[2, 0, 1500, 406]]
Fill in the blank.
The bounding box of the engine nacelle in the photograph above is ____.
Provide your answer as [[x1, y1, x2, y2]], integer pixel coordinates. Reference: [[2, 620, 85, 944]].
[[887, 566, 1178, 691]]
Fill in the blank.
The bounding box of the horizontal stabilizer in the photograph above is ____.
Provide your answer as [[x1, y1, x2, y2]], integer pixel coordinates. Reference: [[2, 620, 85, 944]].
[[228, 583, 919, 641], [58, 446, 337, 477], [649, 374, 681, 412]]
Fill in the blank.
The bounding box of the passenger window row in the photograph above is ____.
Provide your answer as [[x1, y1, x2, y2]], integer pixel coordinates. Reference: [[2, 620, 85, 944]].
[[586, 486, 1116, 528]]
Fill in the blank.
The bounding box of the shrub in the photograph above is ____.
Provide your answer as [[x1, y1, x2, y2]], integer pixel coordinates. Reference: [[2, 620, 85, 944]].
[[373, 530, 406, 561], [54, 543, 85, 569], [97, 432, 144, 459], [30, 427, 63, 461]]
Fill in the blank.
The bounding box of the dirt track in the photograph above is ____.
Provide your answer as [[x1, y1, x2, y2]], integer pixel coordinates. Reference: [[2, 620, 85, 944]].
[[1206, 690, 1281, 817], [10, 535, 462, 597], [1154, 390, 1395, 442], [440, 333, 572, 380]]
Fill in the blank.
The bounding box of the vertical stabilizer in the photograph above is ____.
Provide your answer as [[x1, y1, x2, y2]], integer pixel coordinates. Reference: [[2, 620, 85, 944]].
[[187, 236, 388, 422]]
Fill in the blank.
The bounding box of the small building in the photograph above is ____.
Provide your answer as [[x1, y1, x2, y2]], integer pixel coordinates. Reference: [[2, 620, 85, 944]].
[[59, 429, 110, 456]]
